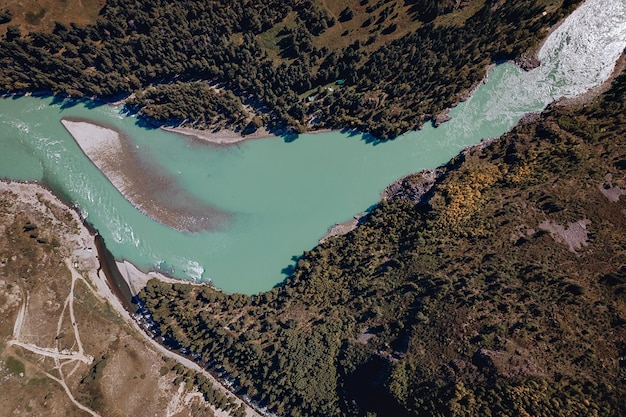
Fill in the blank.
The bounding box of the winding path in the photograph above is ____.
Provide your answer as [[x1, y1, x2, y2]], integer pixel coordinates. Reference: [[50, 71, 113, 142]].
[[7, 260, 99, 417]]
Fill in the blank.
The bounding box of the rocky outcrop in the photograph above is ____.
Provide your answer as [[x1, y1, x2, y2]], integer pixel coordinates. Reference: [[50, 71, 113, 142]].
[[433, 108, 452, 127], [382, 168, 443, 204], [516, 53, 541, 71]]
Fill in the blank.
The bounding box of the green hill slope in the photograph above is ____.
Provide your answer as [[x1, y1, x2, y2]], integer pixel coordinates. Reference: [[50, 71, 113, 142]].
[[139, 68, 626, 416]]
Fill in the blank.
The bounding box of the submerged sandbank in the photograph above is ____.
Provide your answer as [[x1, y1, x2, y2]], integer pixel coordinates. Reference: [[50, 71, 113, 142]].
[[61, 118, 231, 233]]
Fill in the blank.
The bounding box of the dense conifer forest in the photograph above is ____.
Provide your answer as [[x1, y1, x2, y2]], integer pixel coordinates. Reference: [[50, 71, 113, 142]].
[[1, 0, 581, 138], [139, 69, 626, 416]]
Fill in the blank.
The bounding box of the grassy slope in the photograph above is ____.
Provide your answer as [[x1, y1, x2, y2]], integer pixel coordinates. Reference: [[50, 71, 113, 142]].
[[140, 68, 626, 416], [0, 0, 105, 35]]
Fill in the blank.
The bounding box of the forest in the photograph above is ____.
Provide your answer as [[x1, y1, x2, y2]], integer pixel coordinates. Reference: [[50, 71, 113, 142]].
[[0, 0, 582, 138], [138, 68, 626, 416]]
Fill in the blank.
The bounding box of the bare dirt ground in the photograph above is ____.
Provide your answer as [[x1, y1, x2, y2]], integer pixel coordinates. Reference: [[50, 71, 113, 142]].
[[0, 181, 259, 417]]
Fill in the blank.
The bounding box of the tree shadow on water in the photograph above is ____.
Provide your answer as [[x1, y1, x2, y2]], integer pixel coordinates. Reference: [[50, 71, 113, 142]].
[[279, 255, 301, 277], [131, 115, 164, 131], [281, 132, 299, 143], [340, 128, 386, 146], [49, 93, 126, 110], [273, 254, 305, 289], [360, 132, 385, 146], [274, 203, 379, 289]]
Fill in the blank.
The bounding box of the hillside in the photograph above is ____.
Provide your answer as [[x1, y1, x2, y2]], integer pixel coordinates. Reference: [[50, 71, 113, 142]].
[[0, 182, 258, 417], [139, 67, 626, 416], [0, 0, 581, 138]]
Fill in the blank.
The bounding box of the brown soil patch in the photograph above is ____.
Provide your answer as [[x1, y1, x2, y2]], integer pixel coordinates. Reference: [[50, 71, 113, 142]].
[[0, 0, 105, 35], [538, 219, 591, 253]]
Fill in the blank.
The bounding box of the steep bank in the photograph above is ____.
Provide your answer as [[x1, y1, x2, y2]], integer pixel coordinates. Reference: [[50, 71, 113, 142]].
[[93, 234, 137, 313]]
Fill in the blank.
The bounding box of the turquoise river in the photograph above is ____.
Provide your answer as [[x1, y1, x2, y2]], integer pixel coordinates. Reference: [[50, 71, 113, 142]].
[[1, 0, 625, 293]]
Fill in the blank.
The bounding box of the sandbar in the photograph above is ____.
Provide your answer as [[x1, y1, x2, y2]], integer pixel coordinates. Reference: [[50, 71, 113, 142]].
[[61, 118, 230, 233]]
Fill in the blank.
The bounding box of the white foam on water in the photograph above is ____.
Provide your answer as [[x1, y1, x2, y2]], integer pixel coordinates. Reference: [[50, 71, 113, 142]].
[[536, 0, 626, 98], [104, 212, 141, 247], [9, 120, 30, 134], [449, 0, 626, 144], [185, 260, 205, 281], [123, 224, 141, 247]]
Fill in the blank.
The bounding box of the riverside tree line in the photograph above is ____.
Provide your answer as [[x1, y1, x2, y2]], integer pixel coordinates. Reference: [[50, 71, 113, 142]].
[[1, 0, 581, 138]]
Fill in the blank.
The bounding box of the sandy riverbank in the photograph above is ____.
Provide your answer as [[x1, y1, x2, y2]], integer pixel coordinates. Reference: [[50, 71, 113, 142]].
[[162, 125, 275, 145], [163, 124, 338, 146], [61, 118, 230, 233], [115, 259, 217, 297]]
